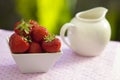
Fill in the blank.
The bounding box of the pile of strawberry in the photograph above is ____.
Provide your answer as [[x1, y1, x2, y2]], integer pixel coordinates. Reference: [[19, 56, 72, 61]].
[[9, 20, 61, 53]]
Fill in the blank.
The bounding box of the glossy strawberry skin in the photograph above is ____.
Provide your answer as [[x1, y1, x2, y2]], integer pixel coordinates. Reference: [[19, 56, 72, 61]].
[[9, 33, 30, 53], [28, 42, 42, 53], [14, 22, 21, 35], [42, 38, 61, 53], [31, 26, 49, 42]]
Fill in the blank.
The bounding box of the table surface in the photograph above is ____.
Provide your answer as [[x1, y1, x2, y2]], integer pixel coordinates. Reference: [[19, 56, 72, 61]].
[[0, 29, 120, 80]]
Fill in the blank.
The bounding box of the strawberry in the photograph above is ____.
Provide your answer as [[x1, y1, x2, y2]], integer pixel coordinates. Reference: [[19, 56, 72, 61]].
[[31, 26, 49, 42], [28, 42, 42, 53], [14, 20, 32, 36], [9, 33, 30, 53], [29, 20, 40, 28], [42, 34, 61, 53]]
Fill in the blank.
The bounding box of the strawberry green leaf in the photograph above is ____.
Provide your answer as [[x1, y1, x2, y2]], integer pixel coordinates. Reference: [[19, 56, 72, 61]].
[[23, 36, 32, 42], [44, 34, 55, 42], [16, 19, 32, 34]]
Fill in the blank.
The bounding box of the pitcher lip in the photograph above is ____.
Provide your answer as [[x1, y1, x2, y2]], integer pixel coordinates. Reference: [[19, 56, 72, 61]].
[[75, 7, 108, 22]]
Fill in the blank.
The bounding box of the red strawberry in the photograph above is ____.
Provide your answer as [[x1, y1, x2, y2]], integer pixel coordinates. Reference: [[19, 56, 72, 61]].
[[29, 20, 39, 28], [14, 20, 32, 36], [9, 33, 30, 53], [28, 42, 42, 53], [31, 26, 49, 42], [42, 34, 61, 53]]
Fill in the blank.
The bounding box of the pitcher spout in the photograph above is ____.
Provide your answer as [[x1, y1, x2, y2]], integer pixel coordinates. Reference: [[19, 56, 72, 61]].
[[76, 7, 108, 21]]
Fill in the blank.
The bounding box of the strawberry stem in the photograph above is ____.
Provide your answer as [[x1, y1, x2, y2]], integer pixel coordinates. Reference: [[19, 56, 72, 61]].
[[16, 19, 32, 34], [44, 34, 55, 42], [23, 36, 32, 42]]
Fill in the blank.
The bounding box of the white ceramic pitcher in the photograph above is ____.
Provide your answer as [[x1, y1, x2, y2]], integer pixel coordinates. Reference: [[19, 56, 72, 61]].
[[60, 7, 111, 56]]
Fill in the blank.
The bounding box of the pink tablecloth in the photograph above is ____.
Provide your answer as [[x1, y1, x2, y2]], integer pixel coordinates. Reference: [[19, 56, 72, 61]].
[[0, 29, 120, 80]]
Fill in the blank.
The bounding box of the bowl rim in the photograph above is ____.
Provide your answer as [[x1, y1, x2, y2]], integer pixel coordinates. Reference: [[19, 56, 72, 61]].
[[11, 51, 62, 55]]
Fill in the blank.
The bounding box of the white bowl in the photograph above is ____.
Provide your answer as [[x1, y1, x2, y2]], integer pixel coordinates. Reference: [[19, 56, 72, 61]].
[[12, 52, 62, 73], [7, 38, 62, 73]]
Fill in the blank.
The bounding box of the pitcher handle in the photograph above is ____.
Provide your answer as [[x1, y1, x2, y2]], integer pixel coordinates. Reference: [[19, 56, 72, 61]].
[[60, 23, 74, 48]]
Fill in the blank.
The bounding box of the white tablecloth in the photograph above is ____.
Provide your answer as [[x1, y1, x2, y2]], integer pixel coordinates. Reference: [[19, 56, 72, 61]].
[[0, 29, 120, 80]]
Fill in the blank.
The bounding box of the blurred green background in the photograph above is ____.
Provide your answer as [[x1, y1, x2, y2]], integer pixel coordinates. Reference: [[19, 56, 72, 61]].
[[0, 0, 120, 41]]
